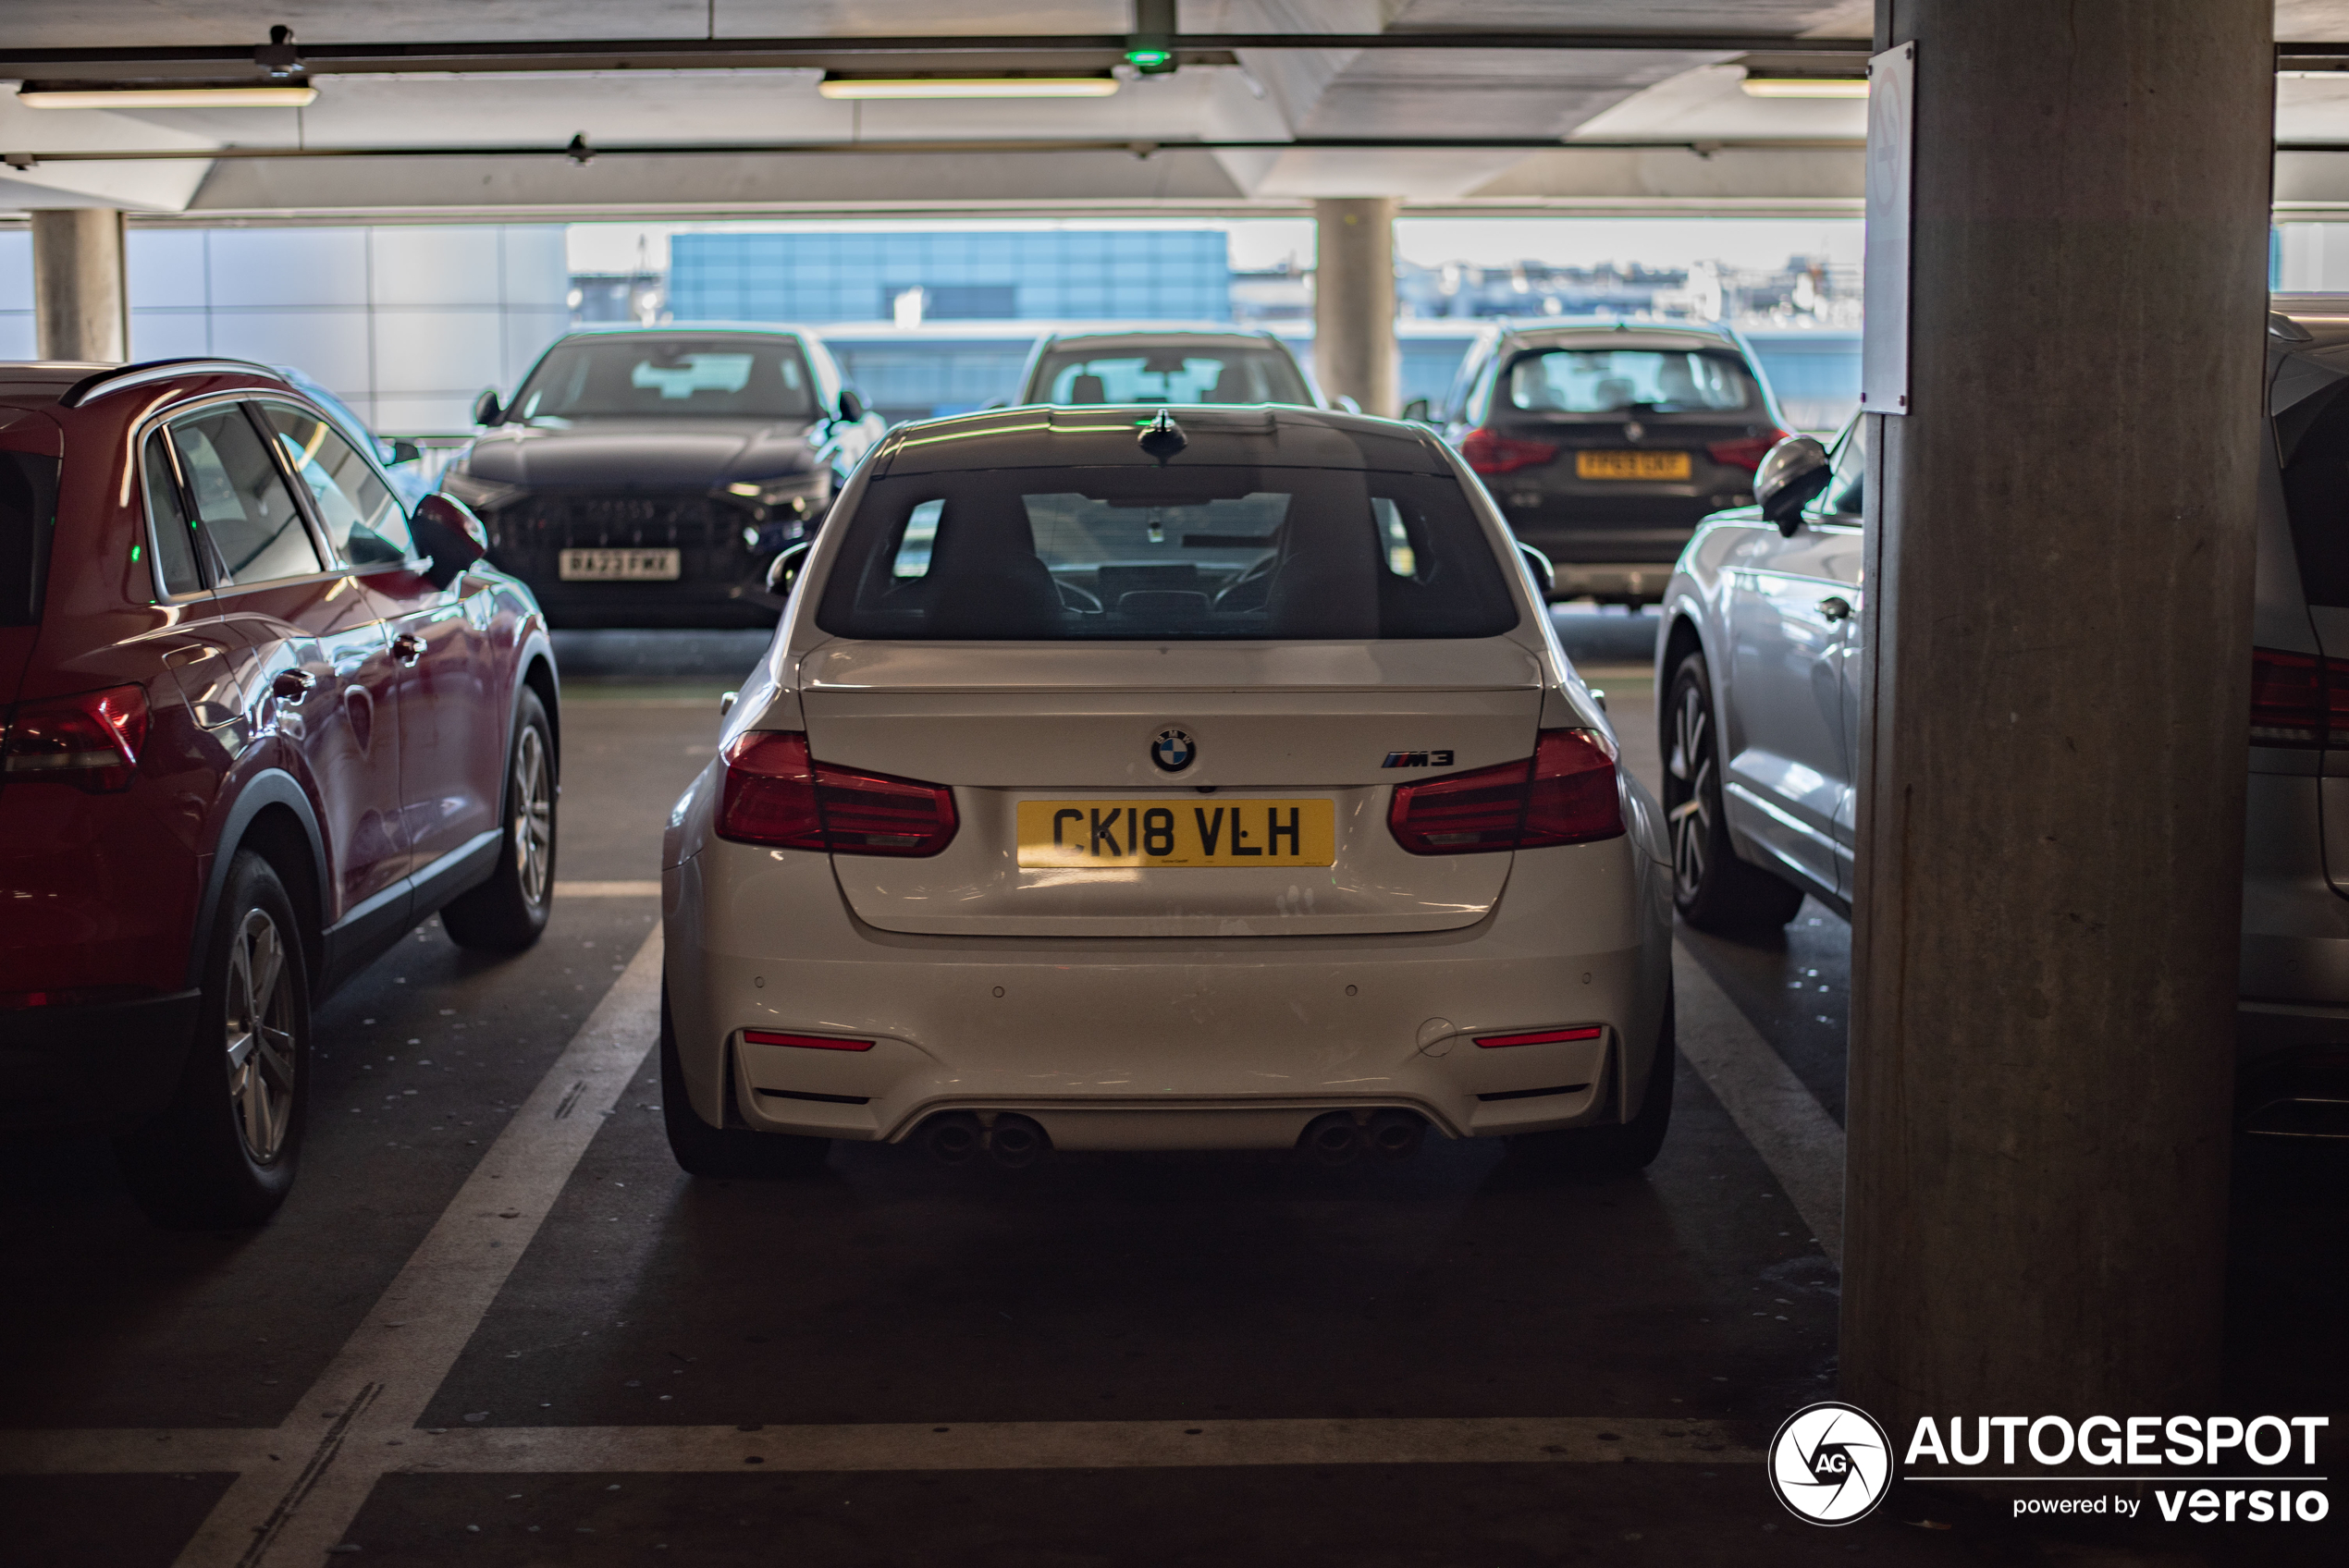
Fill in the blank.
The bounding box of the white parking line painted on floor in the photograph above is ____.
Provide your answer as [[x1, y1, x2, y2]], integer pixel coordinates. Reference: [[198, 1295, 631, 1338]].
[[166, 929, 668, 1568], [554, 881, 665, 898], [0, 1416, 1758, 1476], [1673, 943, 1847, 1268]]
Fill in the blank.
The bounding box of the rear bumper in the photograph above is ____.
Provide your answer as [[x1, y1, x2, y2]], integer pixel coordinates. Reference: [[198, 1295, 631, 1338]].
[[663, 835, 1675, 1149], [0, 990, 200, 1135], [1545, 562, 1679, 602]]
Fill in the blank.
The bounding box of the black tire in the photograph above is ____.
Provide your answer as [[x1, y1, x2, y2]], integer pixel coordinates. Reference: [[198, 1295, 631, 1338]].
[[659, 986, 829, 1178], [1509, 992, 1676, 1173], [1660, 652, 1806, 933], [115, 852, 312, 1228], [442, 688, 556, 952]]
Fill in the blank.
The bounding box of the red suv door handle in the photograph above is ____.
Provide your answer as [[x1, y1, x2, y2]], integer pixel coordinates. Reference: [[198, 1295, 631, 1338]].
[[391, 632, 426, 666]]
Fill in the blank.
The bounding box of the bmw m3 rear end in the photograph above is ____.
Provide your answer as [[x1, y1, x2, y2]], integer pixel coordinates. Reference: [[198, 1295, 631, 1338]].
[[659, 404, 1675, 1174]]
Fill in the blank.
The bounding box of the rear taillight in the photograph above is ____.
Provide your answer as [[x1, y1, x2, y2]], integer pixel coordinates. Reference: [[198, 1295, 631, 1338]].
[[1, 684, 149, 792], [1388, 728, 1624, 855], [2251, 647, 2349, 747], [1705, 431, 1791, 472], [716, 731, 958, 856], [1460, 429, 1560, 475]]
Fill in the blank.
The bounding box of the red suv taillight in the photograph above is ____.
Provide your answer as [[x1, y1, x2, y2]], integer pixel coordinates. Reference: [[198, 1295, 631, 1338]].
[[2251, 647, 2349, 747], [1, 684, 149, 792], [1388, 729, 1624, 855], [1460, 429, 1560, 475], [716, 731, 958, 856], [1705, 431, 1792, 472]]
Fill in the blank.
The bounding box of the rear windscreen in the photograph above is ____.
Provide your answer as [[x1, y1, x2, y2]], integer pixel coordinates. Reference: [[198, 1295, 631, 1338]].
[[815, 466, 1519, 642], [0, 450, 60, 625], [1505, 349, 1755, 414], [1031, 349, 1313, 408]]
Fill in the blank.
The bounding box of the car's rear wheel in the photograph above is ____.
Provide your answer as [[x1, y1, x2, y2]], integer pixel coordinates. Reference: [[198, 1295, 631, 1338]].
[[116, 852, 311, 1228], [659, 986, 829, 1178], [1508, 993, 1675, 1173], [1662, 652, 1806, 933], [443, 689, 556, 951]]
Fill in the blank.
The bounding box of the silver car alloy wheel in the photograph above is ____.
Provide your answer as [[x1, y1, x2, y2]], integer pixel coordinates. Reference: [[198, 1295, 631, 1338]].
[[1666, 681, 1713, 900], [224, 908, 298, 1164], [512, 723, 553, 908]]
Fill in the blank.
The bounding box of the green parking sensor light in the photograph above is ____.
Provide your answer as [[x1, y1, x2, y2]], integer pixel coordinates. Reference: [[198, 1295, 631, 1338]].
[[1127, 0, 1178, 75]]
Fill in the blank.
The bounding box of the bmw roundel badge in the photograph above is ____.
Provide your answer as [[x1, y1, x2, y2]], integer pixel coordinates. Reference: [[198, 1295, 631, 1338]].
[[1151, 728, 1196, 773]]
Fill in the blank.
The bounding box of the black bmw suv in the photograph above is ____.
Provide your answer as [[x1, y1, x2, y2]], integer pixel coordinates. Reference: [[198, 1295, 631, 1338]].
[[441, 327, 886, 629], [1419, 321, 1790, 604]]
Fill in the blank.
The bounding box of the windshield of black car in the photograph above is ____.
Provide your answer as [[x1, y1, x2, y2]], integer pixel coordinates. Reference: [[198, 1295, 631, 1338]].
[[1504, 348, 1755, 414], [510, 337, 817, 421], [1031, 348, 1313, 407], [816, 465, 1519, 642]]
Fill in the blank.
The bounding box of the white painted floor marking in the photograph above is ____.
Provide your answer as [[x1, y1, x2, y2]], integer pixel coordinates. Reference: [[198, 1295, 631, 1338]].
[[0, 1416, 1757, 1476], [1672, 943, 1847, 1268], [167, 928, 667, 1567], [553, 880, 664, 898]]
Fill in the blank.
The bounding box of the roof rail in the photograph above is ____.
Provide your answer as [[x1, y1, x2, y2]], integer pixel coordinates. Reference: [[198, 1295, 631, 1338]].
[[59, 357, 284, 409]]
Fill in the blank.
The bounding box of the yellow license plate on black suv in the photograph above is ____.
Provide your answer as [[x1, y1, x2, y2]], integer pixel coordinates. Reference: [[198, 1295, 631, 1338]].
[[1576, 449, 1691, 481], [1016, 799, 1335, 868]]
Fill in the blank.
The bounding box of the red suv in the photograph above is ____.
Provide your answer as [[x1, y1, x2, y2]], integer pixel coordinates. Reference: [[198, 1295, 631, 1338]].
[[0, 359, 560, 1227]]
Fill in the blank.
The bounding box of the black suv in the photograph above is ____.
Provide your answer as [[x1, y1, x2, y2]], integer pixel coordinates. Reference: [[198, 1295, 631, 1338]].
[[441, 327, 886, 629], [1417, 321, 1790, 604]]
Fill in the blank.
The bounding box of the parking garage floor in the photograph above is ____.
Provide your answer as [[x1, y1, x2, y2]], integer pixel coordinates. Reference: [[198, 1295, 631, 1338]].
[[1, 664, 2342, 1567]]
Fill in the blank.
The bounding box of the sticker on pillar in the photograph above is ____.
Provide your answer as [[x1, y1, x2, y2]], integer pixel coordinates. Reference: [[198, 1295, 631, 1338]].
[[1767, 1402, 1892, 1525]]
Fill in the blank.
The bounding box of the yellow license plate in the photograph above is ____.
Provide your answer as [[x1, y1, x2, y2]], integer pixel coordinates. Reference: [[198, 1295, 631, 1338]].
[[1016, 799, 1335, 868], [1576, 449, 1691, 481]]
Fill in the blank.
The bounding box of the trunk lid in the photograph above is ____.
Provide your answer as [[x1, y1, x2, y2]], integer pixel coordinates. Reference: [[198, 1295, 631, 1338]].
[[797, 639, 1544, 937]]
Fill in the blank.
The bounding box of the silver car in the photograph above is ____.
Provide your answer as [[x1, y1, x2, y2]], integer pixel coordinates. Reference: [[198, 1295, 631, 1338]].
[[1654, 297, 2349, 1137], [1013, 329, 1328, 410]]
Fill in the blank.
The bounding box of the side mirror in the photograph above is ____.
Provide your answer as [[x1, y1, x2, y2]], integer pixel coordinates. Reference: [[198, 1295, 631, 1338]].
[[387, 437, 423, 465], [411, 493, 489, 589], [1518, 542, 1556, 600], [1333, 395, 1363, 415], [766, 540, 814, 598], [836, 387, 867, 423], [1400, 398, 1432, 424], [472, 388, 505, 428], [1755, 435, 1831, 534]]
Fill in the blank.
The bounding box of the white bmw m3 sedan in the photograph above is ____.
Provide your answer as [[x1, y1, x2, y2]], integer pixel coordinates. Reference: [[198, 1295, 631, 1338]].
[[658, 403, 1676, 1175]]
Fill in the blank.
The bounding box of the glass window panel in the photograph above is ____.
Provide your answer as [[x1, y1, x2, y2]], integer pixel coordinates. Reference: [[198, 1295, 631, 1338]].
[[260, 405, 417, 567], [141, 430, 204, 596], [1503, 349, 1756, 414], [167, 406, 321, 585]]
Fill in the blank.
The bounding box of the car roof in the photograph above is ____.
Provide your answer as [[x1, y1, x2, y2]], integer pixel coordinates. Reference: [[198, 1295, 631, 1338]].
[[1039, 330, 1282, 350], [1492, 322, 1746, 354], [554, 323, 817, 343], [872, 403, 1450, 477]]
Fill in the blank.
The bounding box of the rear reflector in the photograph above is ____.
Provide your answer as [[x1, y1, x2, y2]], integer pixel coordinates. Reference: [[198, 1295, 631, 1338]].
[[717, 731, 958, 856], [1388, 728, 1624, 855], [2251, 646, 2349, 747], [1476, 1025, 1606, 1049], [742, 1028, 876, 1052], [2, 684, 149, 792], [1460, 429, 1559, 475]]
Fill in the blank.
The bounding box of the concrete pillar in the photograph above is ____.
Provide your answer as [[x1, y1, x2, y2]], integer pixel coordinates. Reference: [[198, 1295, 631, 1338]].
[[1312, 198, 1399, 417], [1842, 1, 2272, 1438], [31, 208, 129, 363]]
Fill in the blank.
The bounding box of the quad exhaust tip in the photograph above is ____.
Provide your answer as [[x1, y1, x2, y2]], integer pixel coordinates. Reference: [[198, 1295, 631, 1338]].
[[919, 1111, 1053, 1168], [1299, 1109, 1425, 1166]]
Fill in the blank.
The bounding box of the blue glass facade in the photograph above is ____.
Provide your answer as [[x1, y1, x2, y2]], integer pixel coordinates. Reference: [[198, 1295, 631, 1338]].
[[669, 230, 1231, 325]]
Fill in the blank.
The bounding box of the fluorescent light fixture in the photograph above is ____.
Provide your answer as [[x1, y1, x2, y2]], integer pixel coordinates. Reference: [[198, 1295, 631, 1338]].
[[1740, 75, 1870, 99], [818, 74, 1118, 101], [18, 84, 319, 109]]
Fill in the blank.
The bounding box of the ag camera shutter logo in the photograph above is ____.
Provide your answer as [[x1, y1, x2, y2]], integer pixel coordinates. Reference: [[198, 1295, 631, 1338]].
[[1769, 1402, 1893, 1525]]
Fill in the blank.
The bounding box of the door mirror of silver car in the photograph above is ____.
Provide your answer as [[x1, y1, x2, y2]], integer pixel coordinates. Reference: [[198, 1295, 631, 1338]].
[[837, 387, 867, 423], [1755, 434, 1832, 534], [1333, 395, 1363, 415], [472, 387, 505, 428], [412, 493, 490, 590], [1400, 397, 1433, 423], [387, 437, 424, 465], [767, 540, 815, 598], [1518, 543, 1556, 600]]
